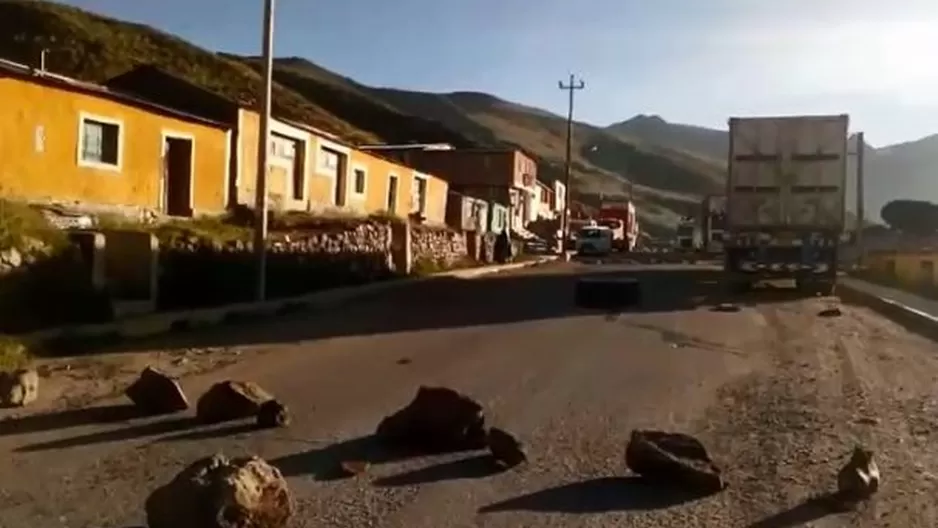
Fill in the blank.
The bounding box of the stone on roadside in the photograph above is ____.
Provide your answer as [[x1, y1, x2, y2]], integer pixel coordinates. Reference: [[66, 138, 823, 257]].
[[197, 381, 274, 424], [836, 446, 880, 503], [256, 399, 291, 429], [146, 453, 293, 528], [376, 386, 487, 453], [125, 366, 189, 415], [819, 307, 842, 317], [0, 368, 39, 407], [625, 429, 726, 493], [487, 427, 527, 468], [339, 460, 370, 477]]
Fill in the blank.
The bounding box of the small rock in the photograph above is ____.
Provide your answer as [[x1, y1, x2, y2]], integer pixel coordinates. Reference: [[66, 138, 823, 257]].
[[146, 453, 293, 528], [487, 427, 527, 468], [256, 399, 291, 429], [0, 368, 39, 407], [819, 307, 842, 317], [339, 460, 370, 476], [376, 386, 487, 453], [125, 366, 189, 415], [625, 429, 726, 493], [196, 381, 274, 424], [836, 446, 880, 503]]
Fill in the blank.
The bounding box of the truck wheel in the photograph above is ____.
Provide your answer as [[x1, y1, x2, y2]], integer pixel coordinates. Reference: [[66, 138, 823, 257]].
[[728, 280, 750, 295]]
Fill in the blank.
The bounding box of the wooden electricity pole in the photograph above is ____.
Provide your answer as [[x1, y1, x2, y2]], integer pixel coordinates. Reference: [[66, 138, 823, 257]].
[[558, 74, 585, 247]]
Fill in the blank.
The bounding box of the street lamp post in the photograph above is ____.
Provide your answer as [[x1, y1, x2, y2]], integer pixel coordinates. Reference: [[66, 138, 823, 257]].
[[253, 0, 275, 302]]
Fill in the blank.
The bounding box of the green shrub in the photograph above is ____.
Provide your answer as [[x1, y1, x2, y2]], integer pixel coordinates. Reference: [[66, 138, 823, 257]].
[[0, 336, 31, 371]]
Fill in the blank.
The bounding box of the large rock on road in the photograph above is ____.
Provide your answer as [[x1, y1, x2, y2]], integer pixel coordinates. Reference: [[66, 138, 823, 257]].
[[376, 386, 488, 453], [145, 453, 293, 528], [625, 429, 726, 493]]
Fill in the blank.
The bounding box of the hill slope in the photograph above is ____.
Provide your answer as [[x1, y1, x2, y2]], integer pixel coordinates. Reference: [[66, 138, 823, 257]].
[[0, 0, 726, 235]]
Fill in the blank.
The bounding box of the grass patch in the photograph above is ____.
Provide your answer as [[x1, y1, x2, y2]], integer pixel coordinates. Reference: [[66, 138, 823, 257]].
[[0, 336, 31, 371]]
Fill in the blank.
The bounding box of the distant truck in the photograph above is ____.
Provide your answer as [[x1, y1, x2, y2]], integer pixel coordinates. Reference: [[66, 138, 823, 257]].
[[700, 195, 726, 254], [675, 216, 702, 251], [724, 114, 848, 294], [597, 199, 639, 252]]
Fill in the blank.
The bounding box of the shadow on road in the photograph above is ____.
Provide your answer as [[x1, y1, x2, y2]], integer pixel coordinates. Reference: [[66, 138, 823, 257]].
[[83, 265, 826, 357], [14, 415, 199, 452], [0, 403, 142, 437], [270, 434, 415, 481], [372, 453, 504, 487], [746, 493, 847, 528], [478, 476, 719, 514], [158, 421, 260, 442]]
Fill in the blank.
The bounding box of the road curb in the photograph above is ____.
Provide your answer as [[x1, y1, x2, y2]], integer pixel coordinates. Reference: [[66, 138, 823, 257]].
[[837, 281, 938, 342], [21, 256, 559, 353]]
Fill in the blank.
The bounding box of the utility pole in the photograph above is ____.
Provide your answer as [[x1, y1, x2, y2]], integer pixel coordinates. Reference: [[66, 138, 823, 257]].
[[558, 74, 585, 249], [253, 0, 275, 302], [856, 131, 865, 267]]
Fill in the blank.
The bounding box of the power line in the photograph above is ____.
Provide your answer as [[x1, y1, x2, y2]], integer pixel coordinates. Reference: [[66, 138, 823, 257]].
[[558, 74, 585, 248]]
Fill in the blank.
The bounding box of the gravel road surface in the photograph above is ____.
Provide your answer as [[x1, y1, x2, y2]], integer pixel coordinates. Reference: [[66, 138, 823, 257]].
[[1, 262, 937, 527]]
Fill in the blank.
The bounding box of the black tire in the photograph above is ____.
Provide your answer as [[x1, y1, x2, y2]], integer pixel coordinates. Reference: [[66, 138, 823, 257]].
[[575, 277, 642, 310]]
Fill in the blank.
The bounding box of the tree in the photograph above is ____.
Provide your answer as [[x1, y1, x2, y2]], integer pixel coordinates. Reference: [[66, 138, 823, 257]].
[[880, 200, 938, 235]]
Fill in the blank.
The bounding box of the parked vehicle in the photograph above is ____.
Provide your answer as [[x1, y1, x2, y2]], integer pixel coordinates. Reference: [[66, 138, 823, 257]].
[[724, 114, 848, 294], [576, 225, 614, 256], [597, 200, 639, 252]]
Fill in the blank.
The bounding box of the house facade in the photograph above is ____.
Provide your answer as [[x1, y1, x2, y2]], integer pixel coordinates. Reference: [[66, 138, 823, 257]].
[[108, 66, 449, 225], [360, 144, 539, 231], [0, 58, 230, 218]]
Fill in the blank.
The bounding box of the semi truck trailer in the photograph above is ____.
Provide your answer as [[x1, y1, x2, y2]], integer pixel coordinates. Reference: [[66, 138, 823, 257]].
[[724, 114, 848, 294]]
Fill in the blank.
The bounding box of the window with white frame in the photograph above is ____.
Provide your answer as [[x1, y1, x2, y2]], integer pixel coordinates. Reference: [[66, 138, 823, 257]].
[[412, 176, 428, 214], [79, 116, 121, 167], [353, 168, 366, 194], [319, 147, 339, 171]]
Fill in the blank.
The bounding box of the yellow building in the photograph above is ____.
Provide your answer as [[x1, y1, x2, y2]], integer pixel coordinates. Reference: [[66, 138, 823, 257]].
[[106, 66, 450, 225], [0, 58, 230, 217], [866, 250, 938, 287]]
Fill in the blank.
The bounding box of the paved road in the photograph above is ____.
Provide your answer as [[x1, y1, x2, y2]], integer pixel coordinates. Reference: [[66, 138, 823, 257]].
[[1, 263, 938, 527]]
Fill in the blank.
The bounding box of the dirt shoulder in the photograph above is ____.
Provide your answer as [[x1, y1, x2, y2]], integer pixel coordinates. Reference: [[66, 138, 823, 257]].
[[694, 295, 938, 527]]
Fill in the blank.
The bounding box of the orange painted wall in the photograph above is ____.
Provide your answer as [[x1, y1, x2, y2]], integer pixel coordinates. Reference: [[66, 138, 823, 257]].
[[0, 73, 229, 214]]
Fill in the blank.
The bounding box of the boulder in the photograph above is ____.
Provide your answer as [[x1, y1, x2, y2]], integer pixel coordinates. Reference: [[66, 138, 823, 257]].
[[625, 429, 726, 493], [256, 399, 291, 429], [487, 427, 527, 468], [837, 446, 880, 502], [0, 368, 39, 407], [146, 453, 293, 528], [376, 386, 487, 453], [197, 381, 274, 424], [125, 366, 189, 415]]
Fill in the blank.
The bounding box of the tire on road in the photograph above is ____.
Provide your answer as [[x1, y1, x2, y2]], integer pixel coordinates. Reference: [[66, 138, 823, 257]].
[[574, 277, 642, 310]]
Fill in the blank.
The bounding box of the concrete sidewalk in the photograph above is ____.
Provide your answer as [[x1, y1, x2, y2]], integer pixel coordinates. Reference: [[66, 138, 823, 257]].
[[839, 276, 938, 340], [23, 256, 558, 349]]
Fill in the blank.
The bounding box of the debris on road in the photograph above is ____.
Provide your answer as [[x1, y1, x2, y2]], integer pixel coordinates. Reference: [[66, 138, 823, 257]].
[[146, 453, 293, 528], [819, 306, 842, 317], [0, 368, 39, 407], [712, 303, 741, 313], [836, 446, 880, 504], [256, 399, 291, 429], [376, 386, 488, 453], [625, 429, 726, 493], [124, 366, 189, 415], [574, 277, 641, 310], [196, 380, 274, 424], [338, 460, 370, 477], [487, 427, 527, 468]]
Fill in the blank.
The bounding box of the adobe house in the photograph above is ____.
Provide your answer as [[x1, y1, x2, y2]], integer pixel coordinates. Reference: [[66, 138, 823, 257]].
[[0, 58, 231, 218], [359, 143, 539, 231], [107, 66, 450, 224]]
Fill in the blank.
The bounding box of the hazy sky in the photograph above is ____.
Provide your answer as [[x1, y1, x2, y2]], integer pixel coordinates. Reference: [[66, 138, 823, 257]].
[[60, 0, 938, 146]]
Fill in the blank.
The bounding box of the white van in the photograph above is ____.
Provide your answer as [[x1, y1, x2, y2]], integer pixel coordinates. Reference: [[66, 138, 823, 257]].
[[576, 226, 613, 256]]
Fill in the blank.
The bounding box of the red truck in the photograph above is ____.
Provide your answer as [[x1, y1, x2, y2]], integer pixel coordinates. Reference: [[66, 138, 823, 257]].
[[597, 200, 639, 252]]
